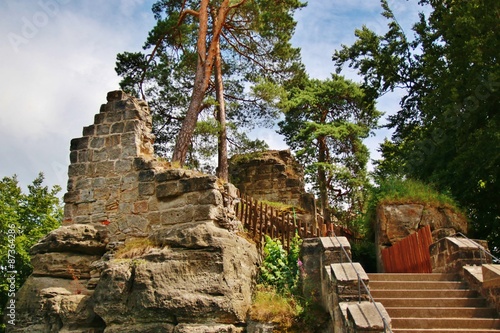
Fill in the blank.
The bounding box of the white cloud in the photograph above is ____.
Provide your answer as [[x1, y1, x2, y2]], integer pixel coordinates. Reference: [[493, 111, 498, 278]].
[[0, 1, 154, 191]]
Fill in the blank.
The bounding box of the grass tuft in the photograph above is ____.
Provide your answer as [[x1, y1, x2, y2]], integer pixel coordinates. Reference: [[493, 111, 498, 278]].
[[114, 238, 157, 259], [249, 285, 302, 330]]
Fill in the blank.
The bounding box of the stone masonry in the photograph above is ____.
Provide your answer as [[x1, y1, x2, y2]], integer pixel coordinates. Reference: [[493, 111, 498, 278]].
[[64, 90, 239, 242], [229, 149, 316, 214]]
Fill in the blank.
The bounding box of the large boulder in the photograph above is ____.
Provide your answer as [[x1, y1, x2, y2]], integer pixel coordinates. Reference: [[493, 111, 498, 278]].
[[93, 221, 259, 330]]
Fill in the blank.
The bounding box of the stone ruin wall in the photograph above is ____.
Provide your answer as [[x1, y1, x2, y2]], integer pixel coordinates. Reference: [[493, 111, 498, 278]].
[[375, 203, 468, 272], [63, 90, 239, 242], [229, 150, 316, 215]]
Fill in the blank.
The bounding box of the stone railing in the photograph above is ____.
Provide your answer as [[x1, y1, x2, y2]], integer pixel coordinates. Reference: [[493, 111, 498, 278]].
[[301, 237, 391, 333]]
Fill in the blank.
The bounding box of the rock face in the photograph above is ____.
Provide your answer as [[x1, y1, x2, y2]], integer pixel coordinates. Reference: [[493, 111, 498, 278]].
[[375, 203, 467, 272], [10, 91, 259, 333], [376, 203, 467, 246], [229, 150, 315, 214]]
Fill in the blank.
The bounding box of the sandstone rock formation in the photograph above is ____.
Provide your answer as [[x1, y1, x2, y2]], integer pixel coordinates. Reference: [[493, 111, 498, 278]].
[[375, 203, 468, 272], [376, 203, 467, 246], [9, 91, 259, 333], [229, 150, 315, 214]]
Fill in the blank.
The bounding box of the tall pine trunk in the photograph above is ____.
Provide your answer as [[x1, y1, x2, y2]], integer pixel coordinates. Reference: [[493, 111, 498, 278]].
[[215, 43, 228, 181], [318, 134, 331, 226], [172, 0, 230, 166]]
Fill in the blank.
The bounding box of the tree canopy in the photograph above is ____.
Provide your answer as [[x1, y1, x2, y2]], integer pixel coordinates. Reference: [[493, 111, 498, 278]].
[[333, 0, 499, 251], [116, 0, 306, 178], [278, 75, 381, 229], [0, 174, 62, 331]]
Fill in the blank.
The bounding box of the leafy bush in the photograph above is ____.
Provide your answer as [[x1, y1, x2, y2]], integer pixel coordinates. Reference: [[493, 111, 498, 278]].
[[0, 174, 62, 332], [259, 234, 302, 295]]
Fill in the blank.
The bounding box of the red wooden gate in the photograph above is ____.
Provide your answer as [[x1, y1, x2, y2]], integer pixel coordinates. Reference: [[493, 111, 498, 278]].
[[381, 225, 433, 273]]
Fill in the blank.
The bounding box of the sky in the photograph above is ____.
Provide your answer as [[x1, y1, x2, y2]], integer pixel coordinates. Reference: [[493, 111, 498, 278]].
[[0, 0, 427, 194]]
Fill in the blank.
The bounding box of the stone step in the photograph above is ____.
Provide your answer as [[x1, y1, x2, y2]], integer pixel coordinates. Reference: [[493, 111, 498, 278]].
[[368, 273, 500, 332], [371, 288, 477, 298], [391, 317, 500, 330], [374, 297, 487, 307], [369, 280, 467, 290], [368, 273, 458, 282], [386, 306, 498, 318]]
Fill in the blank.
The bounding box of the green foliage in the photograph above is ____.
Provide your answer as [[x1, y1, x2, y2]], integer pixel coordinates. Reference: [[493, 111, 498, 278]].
[[259, 234, 302, 295], [351, 240, 377, 273], [334, 0, 499, 254], [0, 174, 62, 331], [278, 74, 381, 227]]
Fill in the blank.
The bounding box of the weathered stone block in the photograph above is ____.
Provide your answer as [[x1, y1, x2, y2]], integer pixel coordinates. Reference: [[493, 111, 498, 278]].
[[115, 160, 132, 173], [138, 169, 155, 182], [138, 182, 155, 197], [70, 150, 78, 163], [180, 176, 217, 193], [78, 149, 92, 163], [161, 208, 193, 225], [82, 125, 95, 136], [133, 200, 149, 214], [108, 147, 121, 160], [483, 265, 500, 288], [68, 163, 86, 177], [94, 113, 105, 124], [93, 161, 115, 177], [193, 204, 221, 221], [106, 111, 123, 123], [92, 149, 108, 162], [105, 134, 121, 146], [96, 124, 110, 136], [107, 90, 127, 102], [110, 122, 124, 134], [121, 145, 139, 158], [346, 302, 391, 332], [31, 252, 101, 279], [90, 137, 105, 149], [70, 137, 89, 151], [157, 181, 181, 199], [197, 189, 223, 205], [124, 120, 140, 132], [30, 224, 107, 255], [156, 169, 188, 182]]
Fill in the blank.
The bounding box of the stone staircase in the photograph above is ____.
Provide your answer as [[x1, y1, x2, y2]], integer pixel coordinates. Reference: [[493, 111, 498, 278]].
[[368, 273, 500, 332]]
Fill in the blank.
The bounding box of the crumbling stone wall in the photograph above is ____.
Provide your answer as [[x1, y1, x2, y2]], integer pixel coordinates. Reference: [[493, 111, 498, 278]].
[[63, 91, 239, 242]]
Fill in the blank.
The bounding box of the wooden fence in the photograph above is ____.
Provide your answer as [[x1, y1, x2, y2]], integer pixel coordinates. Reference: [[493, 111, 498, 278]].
[[235, 194, 336, 252], [381, 225, 433, 273]]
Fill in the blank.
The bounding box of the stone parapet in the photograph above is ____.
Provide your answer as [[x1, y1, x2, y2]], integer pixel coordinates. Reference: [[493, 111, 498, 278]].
[[430, 237, 491, 274], [345, 302, 391, 333], [464, 264, 500, 313]]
